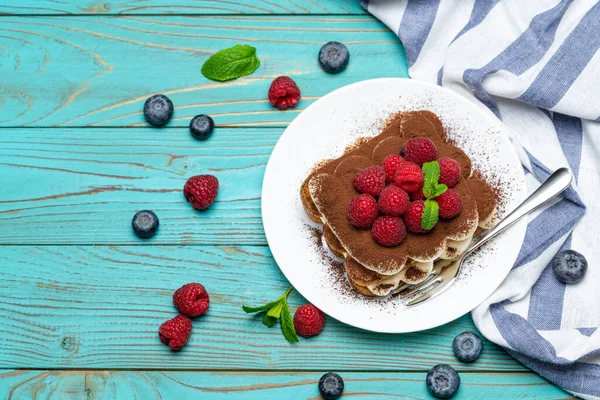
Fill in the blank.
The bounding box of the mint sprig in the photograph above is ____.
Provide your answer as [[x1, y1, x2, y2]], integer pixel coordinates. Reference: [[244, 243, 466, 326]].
[[243, 287, 299, 343], [421, 199, 440, 230], [422, 161, 447, 199], [201, 44, 260, 82], [420, 161, 447, 230]]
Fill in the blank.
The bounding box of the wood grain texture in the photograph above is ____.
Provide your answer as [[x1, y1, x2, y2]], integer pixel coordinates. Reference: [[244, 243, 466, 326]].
[[0, 128, 276, 244], [0, 1, 366, 15], [0, 16, 407, 128], [0, 370, 573, 400], [0, 245, 525, 371]]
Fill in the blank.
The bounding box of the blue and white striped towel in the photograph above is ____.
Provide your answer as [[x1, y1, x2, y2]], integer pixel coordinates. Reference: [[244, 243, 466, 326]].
[[361, 0, 599, 397]]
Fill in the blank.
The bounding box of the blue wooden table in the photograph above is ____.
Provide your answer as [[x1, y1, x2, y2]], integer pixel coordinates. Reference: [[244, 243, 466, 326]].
[[0, 1, 574, 398]]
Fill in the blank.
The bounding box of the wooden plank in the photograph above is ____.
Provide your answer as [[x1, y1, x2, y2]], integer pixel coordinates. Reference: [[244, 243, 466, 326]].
[[0, 16, 407, 128], [0, 370, 573, 399], [0, 128, 275, 245], [0, 245, 525, 371], [0, 1, 366, 15]]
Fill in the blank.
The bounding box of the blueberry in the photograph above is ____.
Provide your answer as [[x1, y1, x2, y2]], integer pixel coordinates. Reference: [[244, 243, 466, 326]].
[[552, 250, 587, 284], [318, 41, 349, 74], [318, 372, 344, 400], [426, 365, 460, 399], [132, 210, 159, 238], [189, 114, 214, 140], [453, 331, 483, 363], [144, 94, 173, 126]]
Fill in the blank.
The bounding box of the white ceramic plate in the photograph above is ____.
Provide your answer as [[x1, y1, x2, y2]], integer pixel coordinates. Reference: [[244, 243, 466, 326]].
[[262, 78, 527, 333]]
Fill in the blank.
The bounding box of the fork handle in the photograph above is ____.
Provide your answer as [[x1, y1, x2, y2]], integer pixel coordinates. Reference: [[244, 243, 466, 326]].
[[464, 167, 573, 257]]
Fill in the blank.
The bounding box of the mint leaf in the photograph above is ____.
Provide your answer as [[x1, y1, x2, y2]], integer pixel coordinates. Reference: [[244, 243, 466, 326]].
[[266, 301, 283, 319], [242, 300, 278, 314], [201, 44, 260, 81], [421, 199, 439, 230], [422, 161, 441, 199], [433, 183, 448, 197], [263, 313, 278, 328], [280, 301, 299, 343]]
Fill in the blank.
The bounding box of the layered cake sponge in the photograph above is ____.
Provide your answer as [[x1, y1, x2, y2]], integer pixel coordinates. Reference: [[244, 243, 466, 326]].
[[300, 111, 497, 297]]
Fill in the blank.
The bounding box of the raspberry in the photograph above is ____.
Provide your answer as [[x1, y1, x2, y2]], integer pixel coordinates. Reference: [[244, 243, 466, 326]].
[[394, 162, 424, 193], [403, 137, 438, 166], [371, 216, 406, 247], [404, 200, 430, 233], [436, 189, 462, 219], [438, 157, 461, 188], [268, 76, 301, 110], [173, 282, 210, 318], [383, 154, 404, 184], [409, 187, 425, 201], [353, 166, 386, 197], [184, 175, 219, 210], [348, 194, 378, 229], [158, 314, 192, 351], [378, 185, 409, 217], [293, 304, 325, 338]]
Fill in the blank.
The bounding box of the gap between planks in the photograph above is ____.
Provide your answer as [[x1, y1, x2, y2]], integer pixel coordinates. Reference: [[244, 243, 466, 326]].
[[0, 13, 366, 17], [0, 368, 531, 374]]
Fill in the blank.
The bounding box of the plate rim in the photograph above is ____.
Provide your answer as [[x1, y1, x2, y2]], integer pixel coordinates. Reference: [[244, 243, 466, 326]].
[[261, 77, 527, 333]]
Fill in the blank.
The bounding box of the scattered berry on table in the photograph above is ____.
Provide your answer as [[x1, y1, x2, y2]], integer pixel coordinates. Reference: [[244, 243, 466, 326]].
[[144, 94, 174, 126], [404, 200, 430, 233], [184, 175, 219, 211], [353, 166, 386, 197], [173, 283, 210, 318], [268, 76, 301, 110], [551, 250, 587, 284], [348, 194, 379, 229], [293, 304, 325, 338], [158, 314, 192, 351], [403, 137, 438, 166], [378, 185, 409, 217], [438, 157, 461, 188], [383, 154, 404, 184], [426, 364, 460, 399], [131, 210, 159, 238], [189, 114, 214, 140], [394, 161, 424, 193], [453, 331, 483, 363], [436, 189, 462, 219], [318, 372, 344, 399], [318, 41, 350, 74], [372, 216, 406, 247]]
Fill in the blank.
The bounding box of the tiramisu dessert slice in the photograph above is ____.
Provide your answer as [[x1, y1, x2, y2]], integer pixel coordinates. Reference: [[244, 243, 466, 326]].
[[300, 111, 497, 297]]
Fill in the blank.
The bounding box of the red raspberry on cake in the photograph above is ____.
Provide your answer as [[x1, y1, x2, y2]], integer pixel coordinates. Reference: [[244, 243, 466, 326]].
[[403, 137, 437, 166], [294, 304, 325, 338], [378, 185, 409, 217], [184, 175, 219, 210], [404, 200, 431, 233], [383, 154, 404, 184], [353, 166, 386, 197], [394, 161, 424, 193], [348, 194, 378, 229], [268, 76, 301, 110], [372, 216, 406, 247], [438, 157, 461, 188], [409, 187, 425, 201], [173, 282, 210, 318], [436, 189, 462, 219]]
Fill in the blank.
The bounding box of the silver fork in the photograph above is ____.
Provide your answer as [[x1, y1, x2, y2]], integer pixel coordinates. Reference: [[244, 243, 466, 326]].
[[395, 167, 573, 307]]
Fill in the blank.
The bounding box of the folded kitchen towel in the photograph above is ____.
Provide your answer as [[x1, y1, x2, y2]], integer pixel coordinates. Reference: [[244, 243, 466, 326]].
[[361, 0, 599, 398]]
